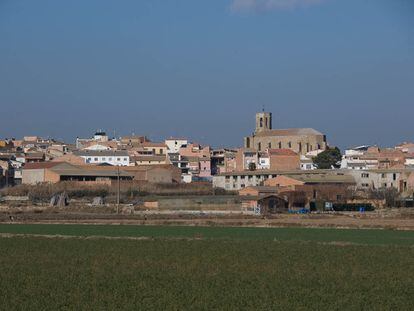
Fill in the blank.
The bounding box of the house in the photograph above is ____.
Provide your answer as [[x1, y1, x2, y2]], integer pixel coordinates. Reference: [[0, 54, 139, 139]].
[[179, 143, 212, 181], [76, 131, 119, 150], [241, 194, 288, 214], [239, 186, 278, 197], [240, 174, 355, 210], [141, 142, 168, 156], [123, 165, 181, 184], [25, 152, 45, 163], [264, 175, 304, 190], [258, 153, 270, 170], [210, 148, 238, 175], [132, 155, 169, 166], [165, 138, 188, 154], [348, 168, 414, 194], [120, 135, 148, 147], [74, 150, 130, 166], [341, 146, 407, 170], [51, 153, 86, 165], [213, 169, 354, 191], [268, 149, 300, 171], [22, 162, 133, 184], [235, 148, 259, 171], [78, 164, 181, 184]]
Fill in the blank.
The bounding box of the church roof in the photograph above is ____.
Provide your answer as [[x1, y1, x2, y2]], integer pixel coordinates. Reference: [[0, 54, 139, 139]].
[[254, 128, 324, 137]]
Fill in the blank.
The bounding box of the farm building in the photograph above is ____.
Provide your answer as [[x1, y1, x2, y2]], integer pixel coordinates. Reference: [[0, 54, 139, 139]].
[[22, 162, 133, 184]]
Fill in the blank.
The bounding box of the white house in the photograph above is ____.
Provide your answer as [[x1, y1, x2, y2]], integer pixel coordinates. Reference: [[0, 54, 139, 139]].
[[257, 155, 270, 170], [74, 150, 130, 166], [165, 138, 188, 154], [340, 145, 377, 170]]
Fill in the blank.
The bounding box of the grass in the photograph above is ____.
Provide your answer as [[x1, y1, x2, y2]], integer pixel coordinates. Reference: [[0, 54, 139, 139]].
[[0, 225, 413, 310]]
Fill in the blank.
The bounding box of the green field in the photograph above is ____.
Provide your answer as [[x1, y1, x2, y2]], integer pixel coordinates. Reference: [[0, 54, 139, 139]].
[[0, 225, 413, 310]]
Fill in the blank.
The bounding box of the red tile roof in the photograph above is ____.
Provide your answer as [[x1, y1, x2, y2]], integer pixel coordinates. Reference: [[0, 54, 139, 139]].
[[23, 162, 63, 170]]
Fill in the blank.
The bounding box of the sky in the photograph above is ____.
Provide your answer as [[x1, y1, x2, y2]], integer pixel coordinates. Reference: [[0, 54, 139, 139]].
[[0, 0, 413, 149]]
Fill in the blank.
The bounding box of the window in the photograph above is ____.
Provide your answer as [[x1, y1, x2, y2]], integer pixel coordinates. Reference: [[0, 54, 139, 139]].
[[117, 158, 121, 161], [124, 158, 127, 161], [362, 183, 369, 187], [258, 142, 261, 151], [268, 142, 271, 148], [260, 118, 263, 128], [288, 142, 292, 148], [381, 173, 386, 178], [94, 158, 98, 161], [108, 158, 112, 161], [160, 149, 163, 155], [102, 158, 106, 161], [278, 142, 282, 149], [361, 173, 369, 178], [393, 173, 397, 181]]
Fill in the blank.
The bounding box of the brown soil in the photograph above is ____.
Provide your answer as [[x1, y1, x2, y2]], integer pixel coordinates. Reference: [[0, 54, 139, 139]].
[[0, 206, 414, 230]]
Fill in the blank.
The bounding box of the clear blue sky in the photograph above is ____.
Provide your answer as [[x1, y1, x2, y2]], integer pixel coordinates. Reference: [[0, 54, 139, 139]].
[[1, 0, 413, 149]]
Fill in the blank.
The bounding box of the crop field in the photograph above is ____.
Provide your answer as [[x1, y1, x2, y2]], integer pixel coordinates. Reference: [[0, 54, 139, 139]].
[[0, 225, 413, 310]]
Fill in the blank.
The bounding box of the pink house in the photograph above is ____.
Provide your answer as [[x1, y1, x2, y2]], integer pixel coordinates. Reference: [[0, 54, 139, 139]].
[[179, 143, 212, 179], [199, 158, 211, 178]]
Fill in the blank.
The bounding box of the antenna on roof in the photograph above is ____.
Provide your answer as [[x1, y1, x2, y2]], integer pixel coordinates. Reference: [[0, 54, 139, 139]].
[[262, 104, 265, 112]]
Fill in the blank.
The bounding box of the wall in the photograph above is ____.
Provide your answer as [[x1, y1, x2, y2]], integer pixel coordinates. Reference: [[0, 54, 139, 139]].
[[44, 169, 61, 183], [247, 135, 326, 155], [22, 169, 45, 184], [269, 155, 300, 171]]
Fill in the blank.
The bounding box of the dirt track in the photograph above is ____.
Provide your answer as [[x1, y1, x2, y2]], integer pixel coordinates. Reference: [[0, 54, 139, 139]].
[[1, 208, 414, 230]]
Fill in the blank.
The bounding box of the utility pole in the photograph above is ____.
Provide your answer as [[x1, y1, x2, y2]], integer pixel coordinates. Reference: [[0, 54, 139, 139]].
[[116, 165, 120, 214]]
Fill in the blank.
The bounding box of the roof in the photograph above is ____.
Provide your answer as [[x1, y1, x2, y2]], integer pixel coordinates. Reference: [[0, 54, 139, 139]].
[[285, 174, 355, 184], [217, 169, 353, 178], [142, 142, 167, 148], [50, 167, 133, 178], [23, 162, 64, 170], [133, 155, 167, 162], [165, 137, 187, 141], [25, 152, 45, 159], [74, 150, 129, 157], [268, 149, 298, 156], [254, 128, 324, 137], [241, 186, 278, 193], [239, 148, 258, 153]]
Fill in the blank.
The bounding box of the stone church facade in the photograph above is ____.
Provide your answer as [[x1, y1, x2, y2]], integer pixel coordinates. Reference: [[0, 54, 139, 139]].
[[244, 111, 327, 155]]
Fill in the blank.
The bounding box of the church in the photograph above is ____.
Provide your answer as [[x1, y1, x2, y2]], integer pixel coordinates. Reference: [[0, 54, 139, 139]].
[[244, 111, 327, 155]]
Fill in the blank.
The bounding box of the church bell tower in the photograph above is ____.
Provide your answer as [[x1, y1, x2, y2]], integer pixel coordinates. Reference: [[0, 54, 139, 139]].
[[255, 111, 272, 133]]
